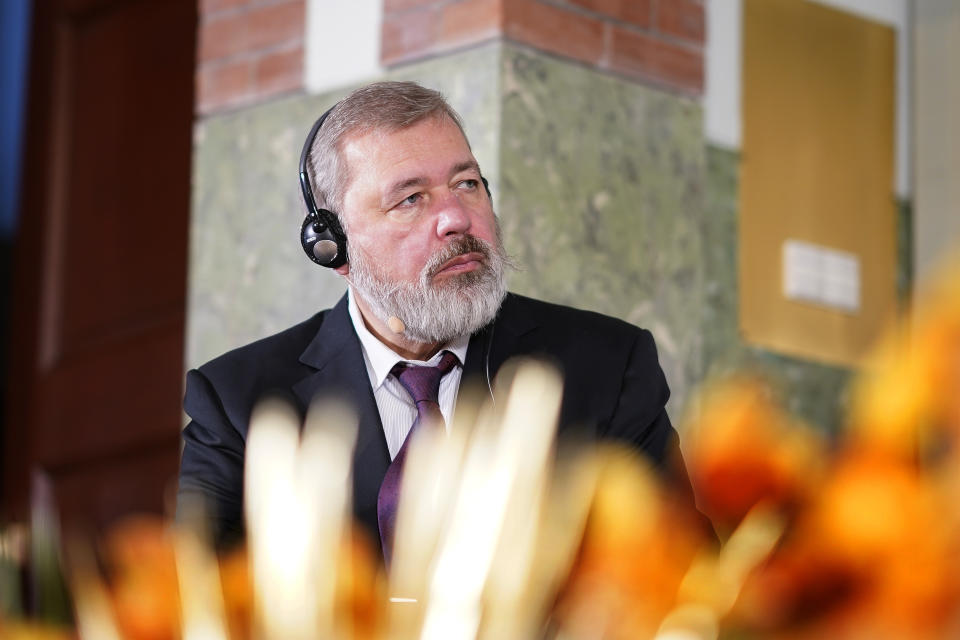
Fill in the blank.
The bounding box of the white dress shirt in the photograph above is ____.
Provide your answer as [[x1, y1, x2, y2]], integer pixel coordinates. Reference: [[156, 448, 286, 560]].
[[347, 289, 469, 460]]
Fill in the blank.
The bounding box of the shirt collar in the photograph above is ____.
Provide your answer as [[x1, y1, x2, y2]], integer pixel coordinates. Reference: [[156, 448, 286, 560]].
[[347, 288, 468, 390]]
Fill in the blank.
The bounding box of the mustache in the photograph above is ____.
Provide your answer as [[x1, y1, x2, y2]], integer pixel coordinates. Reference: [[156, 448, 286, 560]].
[[424, 235, 493, 279]]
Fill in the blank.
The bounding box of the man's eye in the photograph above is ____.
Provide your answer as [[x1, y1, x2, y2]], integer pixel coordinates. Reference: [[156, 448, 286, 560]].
[[459, 179, 478, 190], [399, 193, 421, 206]]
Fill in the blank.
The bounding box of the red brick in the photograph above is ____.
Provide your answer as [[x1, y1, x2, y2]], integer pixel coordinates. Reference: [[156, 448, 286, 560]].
[[439, 0, 502, 48], [199, 13, 242, 60], [196, 58, 254, 114], [381, 7, 441, 64], [384, 0, 443, 12], [254, 45, 304, 96], [567, 0, 618, 17], [655, 0, 704, 43], [620, 0, 654, 28], [199, 0, 304, 62], [246, 2, 304, 49], [567, 0, 651, 29], [505, 0, 605, 67], [609, 26, 702, 92], [200, 0, 249, 18]]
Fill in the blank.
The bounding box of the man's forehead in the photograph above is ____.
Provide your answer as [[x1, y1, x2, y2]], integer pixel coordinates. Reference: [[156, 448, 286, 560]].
[[342, 116, 476, 186], [342, 113, 469, 154]]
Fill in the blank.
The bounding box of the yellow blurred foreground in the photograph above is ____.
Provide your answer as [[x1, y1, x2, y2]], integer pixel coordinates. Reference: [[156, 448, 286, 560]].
[[2, 259, 959, 640]]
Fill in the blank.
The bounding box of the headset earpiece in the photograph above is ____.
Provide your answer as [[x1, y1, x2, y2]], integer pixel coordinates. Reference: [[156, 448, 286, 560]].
[[299, 106, 348, 268], [300, 208, 347, 268]]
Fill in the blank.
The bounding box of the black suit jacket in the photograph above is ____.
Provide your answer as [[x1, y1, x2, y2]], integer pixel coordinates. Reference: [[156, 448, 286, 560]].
[[178, 293, 688, 551]]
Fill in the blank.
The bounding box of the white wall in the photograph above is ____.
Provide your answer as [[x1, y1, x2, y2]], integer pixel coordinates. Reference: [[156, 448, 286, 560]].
[[913, 0, 960, 280], [304, 0, 384, 93], [705, 0, 742, 151]]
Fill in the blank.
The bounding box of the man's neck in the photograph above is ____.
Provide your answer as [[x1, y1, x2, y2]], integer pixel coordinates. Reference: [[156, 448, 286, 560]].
[[351, 290, 442, 361]]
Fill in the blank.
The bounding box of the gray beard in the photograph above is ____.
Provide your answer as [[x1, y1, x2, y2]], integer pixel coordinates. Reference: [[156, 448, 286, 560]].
[[347, 234, 511, 345]]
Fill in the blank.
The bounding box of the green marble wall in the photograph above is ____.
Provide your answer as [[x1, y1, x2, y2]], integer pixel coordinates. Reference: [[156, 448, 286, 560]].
[[189, 40, 890, 433], [496, 46, 705, 418], [189, 90, 346, 370], [897, 198, 913, 307]]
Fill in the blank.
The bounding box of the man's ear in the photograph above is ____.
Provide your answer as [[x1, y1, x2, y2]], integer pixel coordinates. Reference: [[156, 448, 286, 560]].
[[335, 262, 349, 276]]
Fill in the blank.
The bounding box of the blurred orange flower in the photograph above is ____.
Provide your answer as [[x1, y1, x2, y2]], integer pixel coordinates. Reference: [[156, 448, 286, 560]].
[[684, 379, 825, 535]]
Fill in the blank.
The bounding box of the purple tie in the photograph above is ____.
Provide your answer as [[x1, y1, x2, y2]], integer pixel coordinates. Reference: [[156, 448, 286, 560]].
[[377, 350, 459, 565]]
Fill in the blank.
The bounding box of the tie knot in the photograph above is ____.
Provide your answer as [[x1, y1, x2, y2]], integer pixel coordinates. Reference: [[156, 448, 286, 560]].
[[391, 351, 459, 406]]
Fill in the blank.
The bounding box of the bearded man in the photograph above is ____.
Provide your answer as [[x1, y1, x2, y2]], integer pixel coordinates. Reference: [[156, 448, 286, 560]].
[[177, 81, 698, 558]]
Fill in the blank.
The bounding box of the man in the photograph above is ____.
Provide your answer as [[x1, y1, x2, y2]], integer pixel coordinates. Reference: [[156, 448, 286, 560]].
[[178, 81, 696, 557]]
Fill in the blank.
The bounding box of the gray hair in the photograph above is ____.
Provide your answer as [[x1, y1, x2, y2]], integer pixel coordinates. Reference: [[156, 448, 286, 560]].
[[306, 81, 467, 230]]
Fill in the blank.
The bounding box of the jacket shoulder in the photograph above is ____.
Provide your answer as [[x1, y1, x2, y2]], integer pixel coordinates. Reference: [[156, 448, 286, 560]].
[[189, 310, 331, 414], [199, 311, 327, 375], [502, 293, 649, 342]]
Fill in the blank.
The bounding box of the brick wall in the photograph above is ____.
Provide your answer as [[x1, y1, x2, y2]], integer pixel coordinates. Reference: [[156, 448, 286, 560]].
[[196, 0, 305, 114], [382, 0, 704, 94], [195, 0, 703, 114]]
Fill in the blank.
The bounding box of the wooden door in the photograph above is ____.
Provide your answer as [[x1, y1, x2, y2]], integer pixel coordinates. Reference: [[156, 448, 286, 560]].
[[3, 0, 196, 530]]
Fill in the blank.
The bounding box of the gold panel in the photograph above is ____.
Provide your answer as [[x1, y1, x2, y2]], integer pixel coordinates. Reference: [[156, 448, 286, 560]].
[[740, 0, 897, 367]]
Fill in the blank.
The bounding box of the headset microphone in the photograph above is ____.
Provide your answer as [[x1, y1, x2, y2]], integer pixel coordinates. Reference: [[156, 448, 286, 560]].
[[387, 316, 406, 334], [299, 106, 348, 268]]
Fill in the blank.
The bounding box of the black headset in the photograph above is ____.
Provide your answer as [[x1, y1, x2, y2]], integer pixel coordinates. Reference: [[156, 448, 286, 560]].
[[299, 106, 348, 268], [298, 104, 492, 269]]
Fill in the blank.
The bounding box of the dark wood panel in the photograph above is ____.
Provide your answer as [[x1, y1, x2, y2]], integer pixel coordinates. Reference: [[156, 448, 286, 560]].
[[38, 316, 185, 467], [50, 441, 181, 531], [3, 0, 195, 525], [57, 0, 193, 361]]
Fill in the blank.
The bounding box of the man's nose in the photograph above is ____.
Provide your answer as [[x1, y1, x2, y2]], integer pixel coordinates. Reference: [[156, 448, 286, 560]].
[[434, 191, 472, 237]]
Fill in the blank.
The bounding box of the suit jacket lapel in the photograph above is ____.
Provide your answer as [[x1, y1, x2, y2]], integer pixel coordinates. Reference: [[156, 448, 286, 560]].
[[291, 294, 390, 549], [461, 293, 538, 400]]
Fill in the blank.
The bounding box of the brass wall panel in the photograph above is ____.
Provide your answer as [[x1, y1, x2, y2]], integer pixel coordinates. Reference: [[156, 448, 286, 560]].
[[740, 0, 896, 367]]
